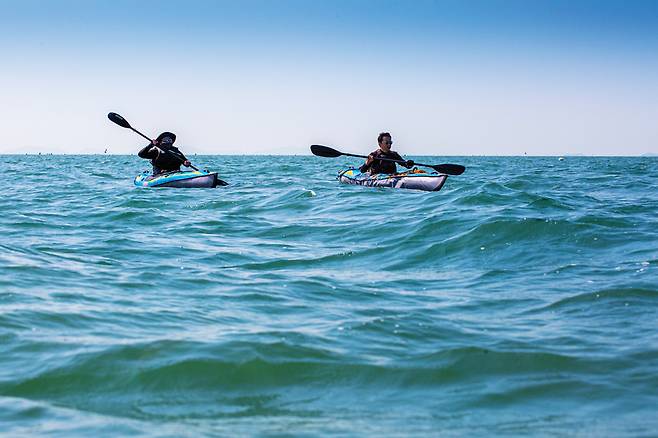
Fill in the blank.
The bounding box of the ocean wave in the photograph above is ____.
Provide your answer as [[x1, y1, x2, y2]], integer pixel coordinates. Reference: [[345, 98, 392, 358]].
[[1, 155, 657, 434]]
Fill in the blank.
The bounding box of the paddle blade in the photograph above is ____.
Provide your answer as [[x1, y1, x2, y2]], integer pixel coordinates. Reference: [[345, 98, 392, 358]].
[[310, 144, 343, 158], [108, 112, 132, 129], [433, 163, 466, 175]]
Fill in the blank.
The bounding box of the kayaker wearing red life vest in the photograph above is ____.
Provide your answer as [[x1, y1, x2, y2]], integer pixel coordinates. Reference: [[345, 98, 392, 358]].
[[359, 132, 414, 174], [138, 132, 191, 175]]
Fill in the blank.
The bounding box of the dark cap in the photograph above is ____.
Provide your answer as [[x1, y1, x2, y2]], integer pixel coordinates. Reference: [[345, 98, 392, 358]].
[[155, 132, 176, 144]]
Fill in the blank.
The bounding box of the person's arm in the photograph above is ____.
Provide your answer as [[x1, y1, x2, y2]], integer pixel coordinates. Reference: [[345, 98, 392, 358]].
[[178, 151, 190, 167], [393, 152, 414, 168], [138, 142, 158, 159], [177, 150, 188, 162], [359, 154, 374, 173], [166, 147, 189, 166]]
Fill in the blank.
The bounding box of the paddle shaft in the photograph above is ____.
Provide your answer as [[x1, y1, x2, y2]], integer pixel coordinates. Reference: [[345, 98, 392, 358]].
[[340, 151, 432, 168], [129, 127, 153, 143]]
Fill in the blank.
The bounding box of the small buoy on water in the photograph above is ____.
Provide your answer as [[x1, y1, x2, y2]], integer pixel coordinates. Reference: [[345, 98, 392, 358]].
[[558, 157, 565, 161]]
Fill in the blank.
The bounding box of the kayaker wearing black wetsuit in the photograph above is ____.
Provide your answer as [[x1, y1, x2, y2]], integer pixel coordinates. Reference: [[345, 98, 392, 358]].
[[138, 132, 191, 175], [359, 132, 414, 174]]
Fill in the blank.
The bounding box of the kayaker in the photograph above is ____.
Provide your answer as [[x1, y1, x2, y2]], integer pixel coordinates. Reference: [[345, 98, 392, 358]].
[[138, 132, 191, 175], [359, 132, 414, 174]]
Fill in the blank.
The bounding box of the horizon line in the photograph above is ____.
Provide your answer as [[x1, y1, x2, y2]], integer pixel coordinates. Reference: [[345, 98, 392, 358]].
[[2, 153, 657, 158]]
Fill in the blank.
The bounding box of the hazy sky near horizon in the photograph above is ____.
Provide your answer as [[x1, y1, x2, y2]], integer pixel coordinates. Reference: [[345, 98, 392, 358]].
[[1, 0, 657, 155]]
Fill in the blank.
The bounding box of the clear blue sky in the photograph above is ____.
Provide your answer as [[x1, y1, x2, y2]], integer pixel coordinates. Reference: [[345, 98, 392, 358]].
[[1, 0, 656, 155]]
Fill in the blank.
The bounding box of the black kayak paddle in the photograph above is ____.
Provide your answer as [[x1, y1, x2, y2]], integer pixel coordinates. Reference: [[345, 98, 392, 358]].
[[310, 144, 465, 176], [108, 112, 200, 172]]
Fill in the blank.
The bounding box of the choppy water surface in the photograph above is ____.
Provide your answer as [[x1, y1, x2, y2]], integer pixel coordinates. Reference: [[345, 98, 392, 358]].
[[1, 155, 657, 436]]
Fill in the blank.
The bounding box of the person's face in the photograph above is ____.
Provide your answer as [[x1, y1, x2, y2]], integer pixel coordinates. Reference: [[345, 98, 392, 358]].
[[379, 136, 393, 152]]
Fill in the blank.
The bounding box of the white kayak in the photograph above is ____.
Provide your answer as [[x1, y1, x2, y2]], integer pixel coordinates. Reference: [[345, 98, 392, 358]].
[[338, 168, 448, 192]]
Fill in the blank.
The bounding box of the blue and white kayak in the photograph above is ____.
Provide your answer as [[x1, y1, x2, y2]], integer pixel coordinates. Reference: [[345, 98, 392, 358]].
[[338, 168, 447, 192], [134, 170, 227, 188]]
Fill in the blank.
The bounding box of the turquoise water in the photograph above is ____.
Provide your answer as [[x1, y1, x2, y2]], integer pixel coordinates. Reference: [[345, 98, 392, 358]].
[[1, 155, 657, 436]]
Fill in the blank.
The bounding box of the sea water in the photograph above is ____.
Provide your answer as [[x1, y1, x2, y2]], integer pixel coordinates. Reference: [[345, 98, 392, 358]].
[[0, 155, 656, 436]]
